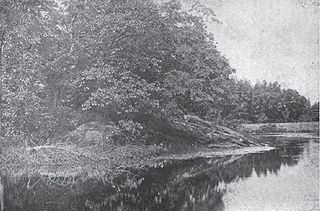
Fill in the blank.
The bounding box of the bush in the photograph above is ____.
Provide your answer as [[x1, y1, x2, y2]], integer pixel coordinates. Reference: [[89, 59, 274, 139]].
[[2, 105, 77, 146]]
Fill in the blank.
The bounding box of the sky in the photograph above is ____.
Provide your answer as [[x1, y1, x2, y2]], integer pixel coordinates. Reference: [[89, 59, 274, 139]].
[[203, 0, 319, 102]]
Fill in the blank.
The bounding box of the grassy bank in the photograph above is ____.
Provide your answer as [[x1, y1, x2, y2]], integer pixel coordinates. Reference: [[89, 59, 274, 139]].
[[0, 143, 166, 182], [0, 118, 267, 183], [237, 122, 319, 134], [0, 138, 268, 183]]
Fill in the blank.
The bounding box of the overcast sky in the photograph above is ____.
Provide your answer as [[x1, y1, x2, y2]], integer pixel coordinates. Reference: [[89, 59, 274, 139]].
[[204, 0, 319, 102]]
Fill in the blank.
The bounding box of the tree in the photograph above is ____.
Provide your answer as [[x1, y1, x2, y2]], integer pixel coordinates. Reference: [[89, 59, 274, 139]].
[[63, 0, 234, 125], [0, 0, 75, 144], [223, 78, 313, 124], [310, 102, 319, 121]]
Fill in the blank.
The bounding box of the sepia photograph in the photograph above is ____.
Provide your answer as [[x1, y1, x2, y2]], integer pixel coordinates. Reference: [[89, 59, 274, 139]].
[[0, 0, 319, 210]]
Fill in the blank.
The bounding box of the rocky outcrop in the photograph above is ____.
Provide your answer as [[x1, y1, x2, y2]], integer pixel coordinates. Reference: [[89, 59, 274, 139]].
[[69, 121, 118, 144], [68, 116, 257, 147], [145, 115, 258, 147]]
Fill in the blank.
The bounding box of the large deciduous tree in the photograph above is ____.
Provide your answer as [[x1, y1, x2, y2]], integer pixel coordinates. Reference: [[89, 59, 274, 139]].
[[0, 0, 76, 143], [63, 0, 234, 125]]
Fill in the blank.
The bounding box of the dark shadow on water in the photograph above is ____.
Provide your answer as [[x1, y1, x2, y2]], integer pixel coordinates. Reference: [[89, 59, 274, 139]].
[[0, 137, 313, 211]]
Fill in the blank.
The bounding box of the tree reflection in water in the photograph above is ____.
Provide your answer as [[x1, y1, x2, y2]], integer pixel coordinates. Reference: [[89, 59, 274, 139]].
[[0, 138, 310, 211]]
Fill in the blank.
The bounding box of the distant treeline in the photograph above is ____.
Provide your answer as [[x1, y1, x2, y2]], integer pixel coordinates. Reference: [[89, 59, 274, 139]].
[[0, 0, 318, 144], [221, 79, 319, 126]]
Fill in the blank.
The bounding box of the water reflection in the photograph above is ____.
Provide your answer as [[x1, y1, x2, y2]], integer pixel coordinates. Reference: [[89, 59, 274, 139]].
[[0, 137, 318, 211]]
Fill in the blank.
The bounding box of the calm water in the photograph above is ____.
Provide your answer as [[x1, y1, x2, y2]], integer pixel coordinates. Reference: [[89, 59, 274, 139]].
[[0, 135, 319, 211]]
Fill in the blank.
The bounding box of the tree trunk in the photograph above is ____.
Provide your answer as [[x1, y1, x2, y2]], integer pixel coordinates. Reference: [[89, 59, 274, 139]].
[[0, 29, 5, 153]]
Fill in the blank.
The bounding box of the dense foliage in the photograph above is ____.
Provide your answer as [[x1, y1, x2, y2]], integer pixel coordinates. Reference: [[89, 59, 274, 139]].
[[0, 0, 318, 145], [223, 79, 319, 126]]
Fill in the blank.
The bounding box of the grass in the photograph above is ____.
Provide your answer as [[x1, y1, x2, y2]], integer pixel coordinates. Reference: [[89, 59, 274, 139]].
[[0, 122, 271, 185], [0, 142, 166, 184], [0, 139, 273, 186]]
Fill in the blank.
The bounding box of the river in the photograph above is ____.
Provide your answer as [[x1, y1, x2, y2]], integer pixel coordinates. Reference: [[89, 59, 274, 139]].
[[0, 134, 319, 211]]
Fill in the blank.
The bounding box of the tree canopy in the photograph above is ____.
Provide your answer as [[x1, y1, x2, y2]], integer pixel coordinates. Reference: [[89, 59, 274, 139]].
[[0, 0, 318, 145]]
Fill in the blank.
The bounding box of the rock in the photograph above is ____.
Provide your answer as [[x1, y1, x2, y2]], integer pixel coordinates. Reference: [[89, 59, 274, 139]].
[[76, 121, 105, 136], [68, 121, 118, 144], [145, 114, 257, 147], [85, 130, 103, 142]]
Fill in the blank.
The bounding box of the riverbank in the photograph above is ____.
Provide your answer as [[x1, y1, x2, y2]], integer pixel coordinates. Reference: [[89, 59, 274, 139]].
[[0, 117, 260, 179], [237, 122, 319, 134], [1, 132, 317, 210], [0, 143, 163, 181], [0, 138, 275, 184], [1, 121, 317, 183], [0, 134, 317, 211]]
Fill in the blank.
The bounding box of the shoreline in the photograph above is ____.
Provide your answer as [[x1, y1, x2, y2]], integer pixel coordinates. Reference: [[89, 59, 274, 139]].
[[0, 134, 317, 211], [253, 133, 320, 138], [0, 132, 316, 183], [0, 143, 274, 182], [238, 122, 319, 134]]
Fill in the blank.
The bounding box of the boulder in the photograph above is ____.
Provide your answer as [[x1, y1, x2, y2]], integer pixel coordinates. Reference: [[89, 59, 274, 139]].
[[85, 130, 103, 142], [68, 121, 118, 144]]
